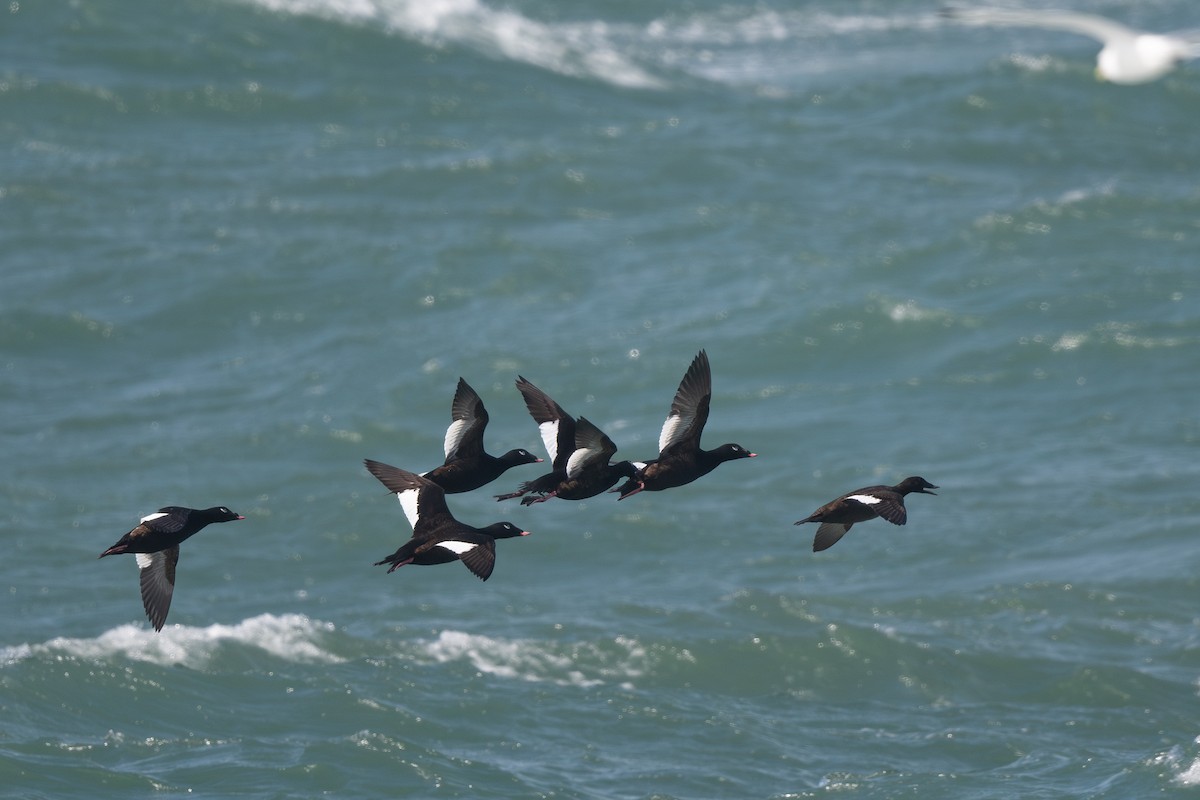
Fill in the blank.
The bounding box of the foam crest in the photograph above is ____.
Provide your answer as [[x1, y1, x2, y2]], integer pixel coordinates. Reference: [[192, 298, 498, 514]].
[[243, 0, 664, 89], [880, 298, 969, 327], [1049, 321, 1192, 353], [0, 613, 344, 669], [419, 629, 648, 688], [1179, 755, 1200, 787], [647, 8, 926, 46], [1153, 736, 1200, 787], [643, 8, 940, 86], [237, 1, 944, 91]]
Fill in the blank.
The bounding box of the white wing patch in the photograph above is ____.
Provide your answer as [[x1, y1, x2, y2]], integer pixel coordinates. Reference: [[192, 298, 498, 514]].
[[140, 512, 169, 524], [564, 447, 593, 479], [137, 549, 177, 631], [138, 551, 173, 588], [396, 487, 421, 530], [434, 539, 477, 556], [847, 494, 883, 506], [658, 413, 690, 454], [443, 417, 470, 460], [538, 420, 560, 463]]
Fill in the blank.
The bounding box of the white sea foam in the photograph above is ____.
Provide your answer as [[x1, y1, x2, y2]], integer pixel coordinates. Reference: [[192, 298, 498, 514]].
[[240, 0, 664, 89], [1051, 322, 1191, 352], [645, 7, 937, 49], [418, 629, 647, 688], [1178, 755, 1200, 787], [1051, 331, 1088, 352], [0, 613, 344, 669], [883, 299, 962, 326], [1153, 735, 1200, 787], [236, 0, 946, 92], [644, 8, 942, 87]]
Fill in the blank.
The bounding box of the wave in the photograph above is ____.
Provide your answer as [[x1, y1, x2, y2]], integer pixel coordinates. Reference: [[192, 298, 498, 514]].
[[1178, 753, 1200, 787], [973, 181, 1119, 234], [1152, 736, 1200, 788], [640, 6, 943, 89], [413, 629, 649, 688], [233, 0, 946, 92], [0, 613, 345, 669], [1048, 321, 1194, 352], [238, 0, 665, 89]]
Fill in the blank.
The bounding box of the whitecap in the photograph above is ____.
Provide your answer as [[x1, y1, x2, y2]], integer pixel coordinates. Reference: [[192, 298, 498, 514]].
[[417, 629, 647, 688], [1051, 331, 1087, 352], [1154, 736, 1200, 787], [642, 7, 943, 88], [870, 295, 976, 328], [0, 613, 344, 669], [1047, 322, 1192, 352], [884, 299, 958, 325], [239, 0, 664, 90], [1178, 755, 1200, 787]]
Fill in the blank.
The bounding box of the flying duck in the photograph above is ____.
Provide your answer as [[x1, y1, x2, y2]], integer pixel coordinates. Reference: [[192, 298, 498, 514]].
[[521, 416, 638, 505], [614, 350, 756, 499], [98, 505, 244, 631], [366, 459, 529, 580], [421, 377, 541, 494], [796, 476, 937, 552], [494, 376, 576, 502]]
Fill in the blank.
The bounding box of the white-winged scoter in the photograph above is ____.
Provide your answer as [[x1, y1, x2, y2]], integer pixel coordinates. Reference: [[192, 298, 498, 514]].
[[98, 505, 244, 631], [365, 459, 529, 581], [795, 476, 937, 552], [421, 377, 541, 494], [521, 416, 638, 505], [614, 350, 756, 500], [494, 376, 576, 502]]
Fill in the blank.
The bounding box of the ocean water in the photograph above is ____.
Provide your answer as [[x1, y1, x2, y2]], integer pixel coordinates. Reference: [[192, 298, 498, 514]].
[[3, 0, 1200, 797]]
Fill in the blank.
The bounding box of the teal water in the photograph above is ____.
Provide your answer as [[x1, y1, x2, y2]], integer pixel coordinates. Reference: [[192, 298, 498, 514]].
[[3, 0, 1200, 797]]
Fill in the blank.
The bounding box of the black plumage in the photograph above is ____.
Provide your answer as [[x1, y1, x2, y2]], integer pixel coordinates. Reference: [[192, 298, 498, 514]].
[[366, 459, 529, 581], [98, 505, 244, 631], [494, 376, 576, 502], [614, 350, 756, 499], [520, 416, 638, 505], [421, 377, 541, 494], [795, 476, 938, 552]]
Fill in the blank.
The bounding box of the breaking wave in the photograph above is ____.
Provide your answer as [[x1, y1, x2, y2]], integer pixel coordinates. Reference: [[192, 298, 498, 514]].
[[0, 613, 345, 669], [414, 629, 649, 688]]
